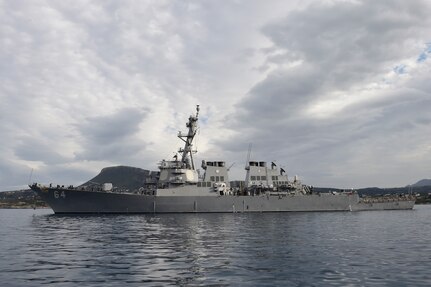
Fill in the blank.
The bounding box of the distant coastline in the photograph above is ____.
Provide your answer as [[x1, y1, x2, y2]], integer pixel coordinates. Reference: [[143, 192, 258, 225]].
[[0, 190, 48, 209], [0, 205, 49, 209]]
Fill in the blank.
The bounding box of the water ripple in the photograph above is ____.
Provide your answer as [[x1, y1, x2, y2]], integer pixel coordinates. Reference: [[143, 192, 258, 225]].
[[1, 207, 431, 286]]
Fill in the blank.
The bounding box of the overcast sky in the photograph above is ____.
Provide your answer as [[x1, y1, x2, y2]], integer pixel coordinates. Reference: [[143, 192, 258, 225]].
[[1, 0, 430, 191]]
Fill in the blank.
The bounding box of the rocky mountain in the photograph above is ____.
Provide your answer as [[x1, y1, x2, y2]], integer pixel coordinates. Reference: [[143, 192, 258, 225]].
[[80, 166, 154, 191], [410, 179, 431, 187]]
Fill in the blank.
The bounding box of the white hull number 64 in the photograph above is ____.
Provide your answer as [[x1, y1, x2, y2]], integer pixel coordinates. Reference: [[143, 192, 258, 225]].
[[54, 190, 66, 199]]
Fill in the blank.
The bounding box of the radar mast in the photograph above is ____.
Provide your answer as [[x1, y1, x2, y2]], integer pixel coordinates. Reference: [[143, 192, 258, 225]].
[[178, 105, 199, 169]]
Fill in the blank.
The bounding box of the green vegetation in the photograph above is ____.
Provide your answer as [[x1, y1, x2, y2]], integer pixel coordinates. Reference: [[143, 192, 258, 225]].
[[415, 194, 431, 204]]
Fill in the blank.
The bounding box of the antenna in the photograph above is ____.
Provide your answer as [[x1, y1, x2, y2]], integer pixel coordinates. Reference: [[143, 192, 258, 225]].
[[27, 168, 34, 185], [227, 162, 235, 171], [245, 143, 252, 170]]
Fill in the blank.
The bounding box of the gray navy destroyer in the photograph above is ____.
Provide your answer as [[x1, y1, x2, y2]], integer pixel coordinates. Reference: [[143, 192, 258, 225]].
[[30, 105, 415, 213]]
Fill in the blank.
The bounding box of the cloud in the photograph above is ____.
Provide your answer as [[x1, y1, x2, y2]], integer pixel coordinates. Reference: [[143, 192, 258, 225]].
[[75, 107, 148, 162], [417, 42, 431, 62], [219, 0, 431, 187], [0, 0, 430, 190], [14, 138, 68, 165]]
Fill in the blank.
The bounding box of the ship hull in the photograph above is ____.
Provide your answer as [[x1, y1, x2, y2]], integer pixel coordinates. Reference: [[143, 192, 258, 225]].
[[32, 186, 362, 214]]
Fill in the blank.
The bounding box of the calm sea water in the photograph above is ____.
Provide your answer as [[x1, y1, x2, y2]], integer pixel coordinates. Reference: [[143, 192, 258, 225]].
[[1, 206, 430, 286]]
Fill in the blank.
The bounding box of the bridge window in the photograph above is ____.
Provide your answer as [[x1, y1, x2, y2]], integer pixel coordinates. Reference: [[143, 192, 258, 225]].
[[210, 176, 215, 181], [251, 176, 256, 180], [261, 176, 267, 180]]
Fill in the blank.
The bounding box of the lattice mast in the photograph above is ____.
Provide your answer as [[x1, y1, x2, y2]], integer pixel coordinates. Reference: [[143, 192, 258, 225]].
[[178, 105, 200, 169]]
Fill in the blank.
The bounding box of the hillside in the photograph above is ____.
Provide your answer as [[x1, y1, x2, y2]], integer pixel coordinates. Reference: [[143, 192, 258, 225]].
[[81, 166, 153, 191], [410, 179, 431, 187]]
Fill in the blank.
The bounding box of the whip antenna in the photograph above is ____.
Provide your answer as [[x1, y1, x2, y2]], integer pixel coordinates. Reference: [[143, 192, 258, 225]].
[[245, 143, 252, 169], [28, 168, 34, 185]]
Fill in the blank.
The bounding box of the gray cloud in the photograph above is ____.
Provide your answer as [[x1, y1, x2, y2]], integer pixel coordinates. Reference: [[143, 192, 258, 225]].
[[75, 107, 148, 162], [14, 138, 68, 164], [78, 108, 147, 143], [0, 0, 430, 191], [219, 0, 431, 187]]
